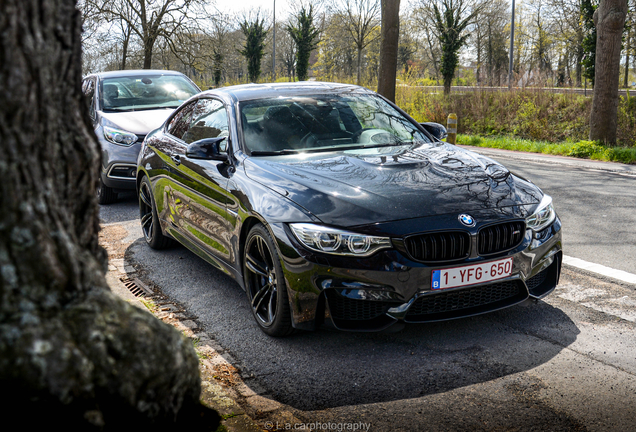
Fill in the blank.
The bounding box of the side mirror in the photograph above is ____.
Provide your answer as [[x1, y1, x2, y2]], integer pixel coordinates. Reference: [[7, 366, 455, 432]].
[[185, 137, 228, 161], [420, 122, 448, 141], [82, 80, 95, 99]]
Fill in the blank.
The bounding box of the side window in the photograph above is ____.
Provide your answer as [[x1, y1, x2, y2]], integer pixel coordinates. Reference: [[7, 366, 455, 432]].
[[167, 100, 197, 140], [182, 99, 229, 144]]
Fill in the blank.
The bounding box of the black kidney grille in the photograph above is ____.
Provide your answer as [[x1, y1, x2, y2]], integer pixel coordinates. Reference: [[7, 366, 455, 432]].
[[405, 231, 470, 262], [478, 221, 525, 255], [326, 291, 395, 321], [406, 280, 521, 318]]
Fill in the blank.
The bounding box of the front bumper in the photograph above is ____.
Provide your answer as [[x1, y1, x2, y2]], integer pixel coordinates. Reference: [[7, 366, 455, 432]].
[[98, 131, 143, 191], [273, 214, 563, 332]]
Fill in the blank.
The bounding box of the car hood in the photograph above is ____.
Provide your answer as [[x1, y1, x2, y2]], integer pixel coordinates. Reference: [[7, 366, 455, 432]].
[[99, 109, 173, 135], [243, 142, 543, 227]]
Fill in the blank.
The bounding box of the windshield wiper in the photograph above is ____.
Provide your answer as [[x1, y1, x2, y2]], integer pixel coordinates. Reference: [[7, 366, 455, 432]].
[[103, 107, 133, 112], [250, 150, 300, 156], [103, 105, 179, 112]]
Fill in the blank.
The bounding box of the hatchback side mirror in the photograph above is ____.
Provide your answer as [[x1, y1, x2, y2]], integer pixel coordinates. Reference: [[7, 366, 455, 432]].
[[420, 122, 448, 141], [186, 137, 228, 161]]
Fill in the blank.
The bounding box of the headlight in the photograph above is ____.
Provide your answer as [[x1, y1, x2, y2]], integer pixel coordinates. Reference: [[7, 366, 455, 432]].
[[290, 223, 392, 257], [103, 126, 138, 146], [526, 194, 556, 231]]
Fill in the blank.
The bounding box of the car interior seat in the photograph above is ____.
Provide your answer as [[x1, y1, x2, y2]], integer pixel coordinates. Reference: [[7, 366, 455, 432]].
[[103, 84, 119, 107]]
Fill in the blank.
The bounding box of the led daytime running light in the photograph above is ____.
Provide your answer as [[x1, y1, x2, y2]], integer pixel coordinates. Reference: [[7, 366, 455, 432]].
[[290, 223, 392, 257], [526, 195, 556, 232]]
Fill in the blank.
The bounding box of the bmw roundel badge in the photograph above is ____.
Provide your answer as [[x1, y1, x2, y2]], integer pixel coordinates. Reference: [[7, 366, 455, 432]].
[[458, 214, 475, 227]]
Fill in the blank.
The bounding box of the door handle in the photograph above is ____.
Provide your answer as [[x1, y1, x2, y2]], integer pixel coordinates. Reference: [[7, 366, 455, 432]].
[[170, 154, 181, 165]]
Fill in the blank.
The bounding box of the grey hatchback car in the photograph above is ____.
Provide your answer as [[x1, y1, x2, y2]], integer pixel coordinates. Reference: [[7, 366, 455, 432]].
[[82, 70, 200, 204]]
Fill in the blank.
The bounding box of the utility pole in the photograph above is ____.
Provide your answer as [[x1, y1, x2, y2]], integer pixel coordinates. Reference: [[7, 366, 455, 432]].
[[508, 0, 516, 90], [273, 0, 276, 81]]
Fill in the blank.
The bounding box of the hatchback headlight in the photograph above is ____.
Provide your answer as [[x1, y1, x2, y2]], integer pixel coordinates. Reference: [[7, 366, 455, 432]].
[[526, 194, 556, 231], [103, 126, 138, 146], [290, 223, 392, 257]]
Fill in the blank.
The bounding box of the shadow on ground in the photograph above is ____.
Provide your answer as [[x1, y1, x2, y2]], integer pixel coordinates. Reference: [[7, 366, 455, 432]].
[[127, 238, 578, 411]]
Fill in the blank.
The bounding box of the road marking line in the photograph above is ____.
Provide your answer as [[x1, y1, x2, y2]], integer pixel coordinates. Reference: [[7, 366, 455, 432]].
[[563, 255, 636, 285]]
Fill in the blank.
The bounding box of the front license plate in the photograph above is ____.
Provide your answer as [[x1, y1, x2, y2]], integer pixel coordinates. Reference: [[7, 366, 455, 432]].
[[431, 257, 513, 290]]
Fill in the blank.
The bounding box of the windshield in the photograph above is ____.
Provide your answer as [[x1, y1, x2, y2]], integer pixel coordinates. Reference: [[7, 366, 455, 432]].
[[99, 75, 199, 112], [240, 94, 432, 155]]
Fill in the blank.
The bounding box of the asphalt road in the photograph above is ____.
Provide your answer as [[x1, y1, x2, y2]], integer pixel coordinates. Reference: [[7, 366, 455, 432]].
[[471, 149, 636, 275], [101, 154, 636, 431]]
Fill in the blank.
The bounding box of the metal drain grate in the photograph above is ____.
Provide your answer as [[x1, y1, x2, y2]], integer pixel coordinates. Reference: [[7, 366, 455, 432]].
[[120, 277, 154, 298]]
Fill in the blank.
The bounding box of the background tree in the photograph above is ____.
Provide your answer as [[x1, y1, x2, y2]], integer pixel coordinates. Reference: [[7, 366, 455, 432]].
[[333, 0, 381, 85], [377, 0, 401, 102], [590, 0, 629, 143], [581, 0, 599, 85], [0, 0, 219, 429], [240, 16, 268, 82], [431, 0, 478, 94], [86, 0, 209, 69], [287, 5, 321, 81]]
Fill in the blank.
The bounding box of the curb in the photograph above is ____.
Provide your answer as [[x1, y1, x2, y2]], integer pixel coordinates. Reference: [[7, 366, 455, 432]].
[[101, 224, 270, 432], [101, 222, 313, 432]]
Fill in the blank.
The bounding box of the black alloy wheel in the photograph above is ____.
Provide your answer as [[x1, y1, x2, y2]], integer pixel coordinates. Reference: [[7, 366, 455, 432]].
[[138, 176, 173, 249], [244, 224, 294, 337]]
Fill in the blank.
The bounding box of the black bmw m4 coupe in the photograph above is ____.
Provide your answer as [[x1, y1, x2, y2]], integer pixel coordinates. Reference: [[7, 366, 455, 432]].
[[136, 82, 562, 336]]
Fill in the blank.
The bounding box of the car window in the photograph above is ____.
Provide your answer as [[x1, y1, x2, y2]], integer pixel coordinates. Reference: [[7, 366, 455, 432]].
[[99, 74, 199, 112], [182, 99, 229, 144], [167, 100, 198, 140], [239, 94, 431, 154]]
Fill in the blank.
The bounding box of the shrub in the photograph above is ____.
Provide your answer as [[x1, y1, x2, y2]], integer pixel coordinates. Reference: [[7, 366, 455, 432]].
[[566, 141, 608, 158]]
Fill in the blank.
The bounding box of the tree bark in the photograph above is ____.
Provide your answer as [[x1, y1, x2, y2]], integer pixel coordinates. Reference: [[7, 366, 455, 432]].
[[377, 0, 401, 102], [356, 45, 363, 85], [0, 1, 217, 429], [589, 0, 628, 144], [624, 26, 631, 88]]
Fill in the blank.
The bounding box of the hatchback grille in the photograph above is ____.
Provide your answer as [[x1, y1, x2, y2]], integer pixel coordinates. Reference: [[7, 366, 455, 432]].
[[404, 231, 470, 262], [405, 280, 522, 319], [326, 291, 396, 321], [478, 221, 525, 255]]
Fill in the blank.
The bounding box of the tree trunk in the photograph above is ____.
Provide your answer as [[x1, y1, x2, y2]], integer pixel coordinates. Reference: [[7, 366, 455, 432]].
[[122, 23, 131, 70], [377, 0, 401, 102], [356, 45, 363, 85], [0, 1, 218, 429], [144, 39, 154, 69], [589, 0, 628, 144], [624, 27, 631, 88]]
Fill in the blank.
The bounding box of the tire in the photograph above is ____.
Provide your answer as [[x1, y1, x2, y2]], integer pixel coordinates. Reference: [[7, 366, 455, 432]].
[[138, 176, 174, 250], [97, 178, 117, 204], [243, 224, 295, 337]]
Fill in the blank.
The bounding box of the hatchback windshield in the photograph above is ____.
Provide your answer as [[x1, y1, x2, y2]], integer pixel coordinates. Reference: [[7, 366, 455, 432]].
[[100, 75, 199, 112], [240, 94, 432, 154]]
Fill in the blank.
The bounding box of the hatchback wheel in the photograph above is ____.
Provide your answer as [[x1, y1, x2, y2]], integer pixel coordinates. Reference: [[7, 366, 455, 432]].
[[97, 178, 117, 205], [139, 176, 174, 249], [244, 224, 294, 337]]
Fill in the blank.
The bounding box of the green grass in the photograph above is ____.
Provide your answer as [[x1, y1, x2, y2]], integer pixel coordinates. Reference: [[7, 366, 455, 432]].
[[456, 134, 636, 164]]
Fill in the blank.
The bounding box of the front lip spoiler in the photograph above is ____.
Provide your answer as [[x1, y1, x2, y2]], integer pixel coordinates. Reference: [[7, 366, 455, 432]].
[[387, 274, 528, 323]]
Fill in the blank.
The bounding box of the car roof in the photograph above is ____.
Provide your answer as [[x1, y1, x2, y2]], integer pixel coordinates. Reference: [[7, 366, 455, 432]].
[[88, 69, 188, 79], [205, 81, 375, 102]]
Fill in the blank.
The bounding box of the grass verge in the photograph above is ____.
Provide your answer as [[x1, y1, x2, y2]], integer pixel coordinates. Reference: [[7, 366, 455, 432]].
[[456, 134, 636, 164]]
